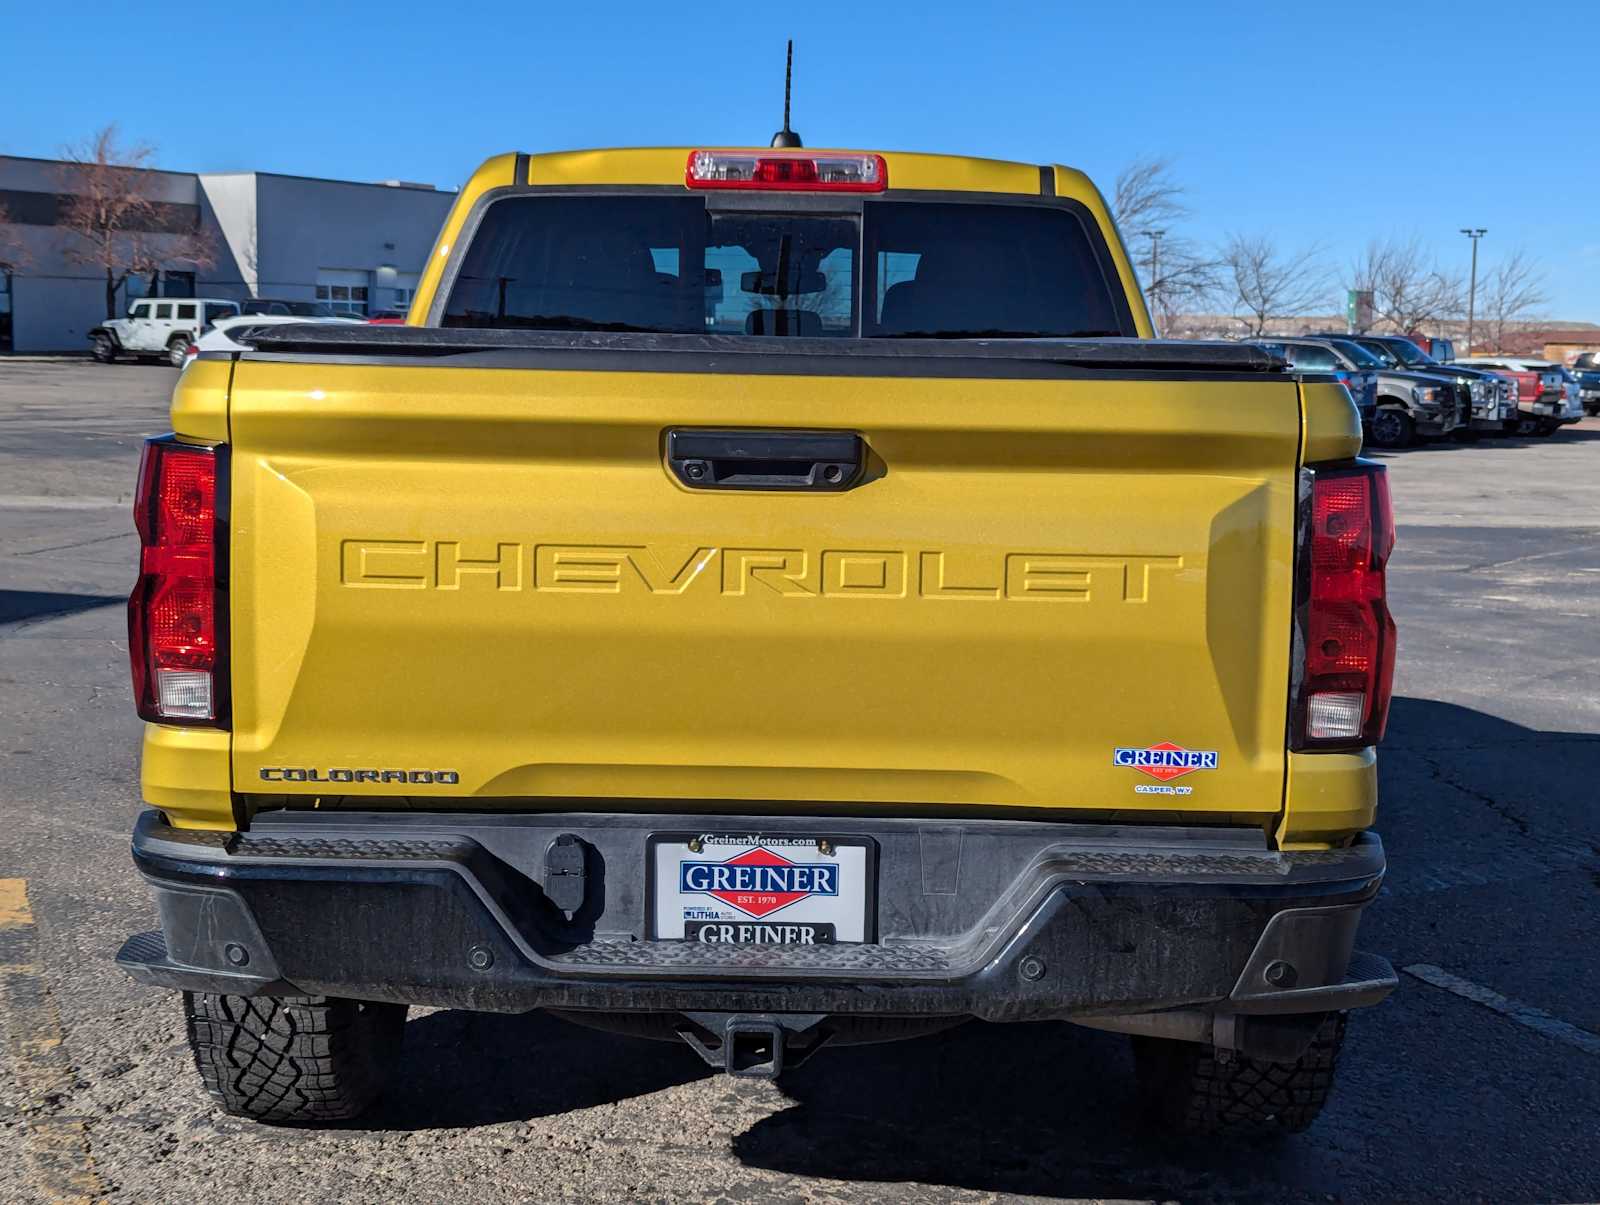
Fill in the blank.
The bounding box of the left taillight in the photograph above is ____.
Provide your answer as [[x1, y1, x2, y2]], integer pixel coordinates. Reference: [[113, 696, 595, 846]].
[[1292, 460, 1396, 750], [128, 437, 228, 726]]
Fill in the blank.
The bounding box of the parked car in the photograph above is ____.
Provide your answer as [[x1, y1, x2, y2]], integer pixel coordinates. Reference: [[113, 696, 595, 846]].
[[1354, 334, 1516, 437], [236, 298, 346, 318], [1248, 336, 1378, 426], [1308, 333, 1466, 446], [179, 312, 364, 371], [1547, 364, 1587, 425], [1453, 357, 1568, 436], [89, 298, 242, 367], [1403, 334, 1456, 362], [1330, 334, 1512, 440], [1573, 351, 1600, 416], [117, 145, 1397, 1138]]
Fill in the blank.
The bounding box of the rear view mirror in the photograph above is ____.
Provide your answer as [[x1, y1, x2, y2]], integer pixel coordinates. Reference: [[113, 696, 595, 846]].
[[740, 269, 826, 296]]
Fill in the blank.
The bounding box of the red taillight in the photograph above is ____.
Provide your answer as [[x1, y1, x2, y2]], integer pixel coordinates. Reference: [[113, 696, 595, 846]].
[[1294, 461, 1396, 749], [129, 438, 228, 726], [686, 150, 887, 192]]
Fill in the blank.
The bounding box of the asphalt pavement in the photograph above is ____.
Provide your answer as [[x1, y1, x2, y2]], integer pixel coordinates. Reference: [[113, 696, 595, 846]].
[[1, 361, 1596, 1204]]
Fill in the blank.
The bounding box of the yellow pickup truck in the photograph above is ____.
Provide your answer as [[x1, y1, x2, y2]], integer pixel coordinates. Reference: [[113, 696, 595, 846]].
[[117, 144, 1398, 1136]]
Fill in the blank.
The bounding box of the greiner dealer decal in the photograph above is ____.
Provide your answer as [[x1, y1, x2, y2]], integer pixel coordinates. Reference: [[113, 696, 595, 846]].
[[1114, 741, 1218, 796]]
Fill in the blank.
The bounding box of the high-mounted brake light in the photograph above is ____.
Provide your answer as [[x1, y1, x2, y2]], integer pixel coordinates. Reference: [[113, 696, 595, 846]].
[[1293, 461, 1396, 749], [686, 150, 887, 192], [129, 437, 228, 726]]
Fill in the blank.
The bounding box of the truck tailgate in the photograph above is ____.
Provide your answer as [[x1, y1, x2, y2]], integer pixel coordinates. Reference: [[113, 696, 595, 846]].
[[228, 357, 1300, 818]]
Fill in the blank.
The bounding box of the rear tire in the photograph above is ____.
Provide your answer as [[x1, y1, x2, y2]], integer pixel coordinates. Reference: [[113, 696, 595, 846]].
[[91, 333, 118, 363], [1131, 1012, 1346, 1138], [167, 334, 192, 368], [183, 992, 406, 1123], [1535, 419, 1560, 437], [1368, 408, 1414, 449]]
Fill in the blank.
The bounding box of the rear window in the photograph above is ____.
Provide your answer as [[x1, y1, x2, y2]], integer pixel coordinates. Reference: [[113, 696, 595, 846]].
[[865, 202, 1122, 338], [442, 194, 1127, 339], [1281, 343, 1339, 372], [1330, 339, 1383, 368]]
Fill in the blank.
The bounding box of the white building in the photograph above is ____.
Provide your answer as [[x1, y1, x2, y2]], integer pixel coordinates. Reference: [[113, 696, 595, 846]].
[[0, 154, 455, 353]]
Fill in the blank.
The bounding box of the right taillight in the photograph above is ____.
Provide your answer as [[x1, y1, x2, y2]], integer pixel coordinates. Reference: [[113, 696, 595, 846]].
[[1293, 460, 1396, 749], [129, 436, 229, 726]]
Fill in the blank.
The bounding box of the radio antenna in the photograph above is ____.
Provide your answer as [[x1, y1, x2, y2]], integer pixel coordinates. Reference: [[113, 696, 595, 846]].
[[771, 40, 802, 148]]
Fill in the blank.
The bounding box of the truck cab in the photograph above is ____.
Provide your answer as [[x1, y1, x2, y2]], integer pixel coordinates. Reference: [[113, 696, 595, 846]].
[[116, 145, 1397, 1138], [1573, 351, 1600, 416]]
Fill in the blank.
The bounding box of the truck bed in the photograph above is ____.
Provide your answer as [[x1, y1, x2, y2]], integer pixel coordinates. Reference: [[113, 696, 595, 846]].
[[219, 331, 1304, 825]]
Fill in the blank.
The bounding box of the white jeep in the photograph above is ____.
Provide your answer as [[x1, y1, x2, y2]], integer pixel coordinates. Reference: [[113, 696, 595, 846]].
[[89, 298, 242, 367]]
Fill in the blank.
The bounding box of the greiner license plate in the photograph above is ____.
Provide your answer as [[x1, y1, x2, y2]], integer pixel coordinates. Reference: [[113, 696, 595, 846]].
[[649, 833, 874, 943]]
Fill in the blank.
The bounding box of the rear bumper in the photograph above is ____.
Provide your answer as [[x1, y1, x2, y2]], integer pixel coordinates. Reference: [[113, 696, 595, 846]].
[[119, 808, 1394, 1023]]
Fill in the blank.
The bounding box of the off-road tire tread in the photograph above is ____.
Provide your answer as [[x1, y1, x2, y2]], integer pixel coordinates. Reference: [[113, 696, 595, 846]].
[[1133, 1012, 1346, 1138], [183, 992, 405, 1123]]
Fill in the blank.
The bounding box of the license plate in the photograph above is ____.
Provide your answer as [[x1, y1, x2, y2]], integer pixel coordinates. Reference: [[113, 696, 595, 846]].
[[649, 832, 875, 943]]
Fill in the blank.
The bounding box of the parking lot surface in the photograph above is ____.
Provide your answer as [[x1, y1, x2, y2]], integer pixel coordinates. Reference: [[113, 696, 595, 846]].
[[1, 361, 1597, 1204]]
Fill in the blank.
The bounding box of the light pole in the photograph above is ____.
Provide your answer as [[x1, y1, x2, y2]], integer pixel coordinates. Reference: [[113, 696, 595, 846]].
[[1460, 227, 1486, 352], [1144, 229, 1166, 334]]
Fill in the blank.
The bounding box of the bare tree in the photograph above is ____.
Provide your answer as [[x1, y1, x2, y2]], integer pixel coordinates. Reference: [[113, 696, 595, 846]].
[[1346, 237, 1464, 334], [1477, 247, 1547, 353], [56, 125, 215, 318], [1218, 235, 1330, 336], [1110, 155, 1219, 331], [1113, 154, 1188, 234], [0, 200, 32, 270]]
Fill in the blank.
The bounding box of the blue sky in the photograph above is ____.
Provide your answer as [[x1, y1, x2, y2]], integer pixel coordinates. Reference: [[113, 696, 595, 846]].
[[6, 0, 1596, 320]]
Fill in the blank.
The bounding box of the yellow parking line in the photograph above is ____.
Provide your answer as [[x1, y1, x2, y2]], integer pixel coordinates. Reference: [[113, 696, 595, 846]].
[[0, 876, 34, 930], [0, 879, 107, 1204]]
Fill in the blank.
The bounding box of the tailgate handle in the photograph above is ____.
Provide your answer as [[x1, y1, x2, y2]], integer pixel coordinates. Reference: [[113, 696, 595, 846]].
[[667, 429, 864, 491]]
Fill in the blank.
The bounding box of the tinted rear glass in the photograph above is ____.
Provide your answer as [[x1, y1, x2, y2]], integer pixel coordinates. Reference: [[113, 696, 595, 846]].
[[1351, 339, 1400, 367], [442, 194, 1128, 338], [1382, 339, 1430, 366], [1330, 339, 1383, 368], [1282, 343, 1338, 371], [865, 202, 1122, 338]]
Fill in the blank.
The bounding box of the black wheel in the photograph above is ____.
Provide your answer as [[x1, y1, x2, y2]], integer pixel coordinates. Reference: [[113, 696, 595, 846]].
[[167, 334, 192, 368], [1535, 419, 1560, 437], [1131, 1012, 1346, 1138], [91, 333, 118, 363], [1368, 408, 1414, 448], [183, 992, 406, 1123]]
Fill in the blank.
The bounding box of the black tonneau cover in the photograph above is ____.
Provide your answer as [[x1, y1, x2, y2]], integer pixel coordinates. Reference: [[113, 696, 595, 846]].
[[237, 323, 1288, 375]]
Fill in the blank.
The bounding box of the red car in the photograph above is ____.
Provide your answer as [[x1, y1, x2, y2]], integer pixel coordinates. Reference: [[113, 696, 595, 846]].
[[1454, 357, 1566, 435]]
